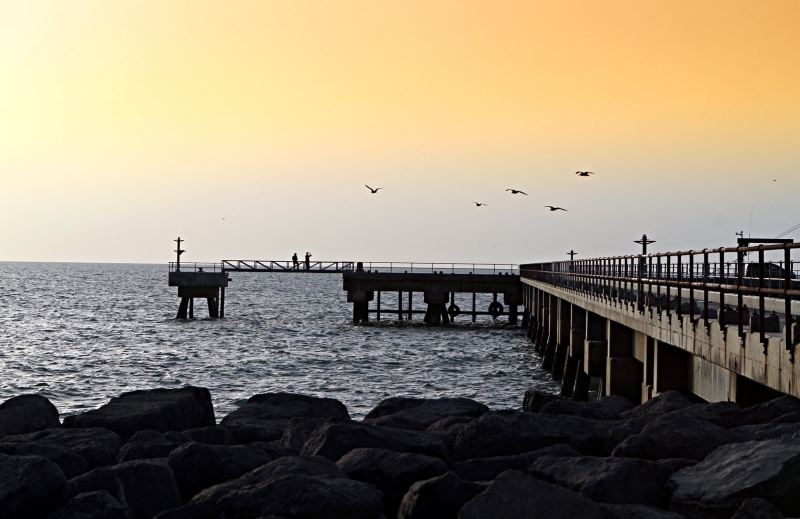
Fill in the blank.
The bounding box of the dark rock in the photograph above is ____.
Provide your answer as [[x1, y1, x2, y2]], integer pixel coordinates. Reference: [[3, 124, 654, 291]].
[[620, 391, 693, 422], [221, 392, 350, 444], [453, 410, 615, 460], [611, 433, 669, 461], [365, 397, 428, 419], [655, 458, 698, 475], [458, 470, 603, 519], [668, 439, 800, 518], [530, 455, 669, 508], [398, 471, 483, 519], [522, 390, 563, 413], [9, 428, 123, 470], [172, 425, 232, 445], [216, 473, 383, 519], [301, 420, 451, 462], [118, 429, 186, 463], [664, 401, 748, 429], [0, 453, 67, 519], [157, 456, 347, 519], [541, 396, 635, 421], [47, 491, 130, 519], [364, 397, 488, 431], [642, 414, 742, 460], [599, 504, 686, 519], [0, 440, 87, 479], [731, 498, 786, 519], [168, 441, 293, 502], [279, 417, 329, 452], [427, 416, 476, 433], [0, 395, 61, 436], [63, 387, 215, 442], [336, 447, 448, 517], [453, 443, 580, 482], [67, 460, 181, 519], [744, 395, 800, 425], [769, 412, 800, 424], [735, 423, 800, 442]]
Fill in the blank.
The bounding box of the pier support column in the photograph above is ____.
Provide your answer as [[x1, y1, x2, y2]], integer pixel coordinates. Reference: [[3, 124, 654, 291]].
[[424, 292, 448, 327], [654, 341, 690, 395], [207, 297, 218, 318], [347, 291, 374, 324], [584, 312, 607, 377], [561, 306, 586, 397], [535, 291, 549, 353], [504, 293, 522, 325], [177, 297, 190, 319], [551, 299, 571, 380], [634, 333, 654, 402], [541, 295, 558, 370], [220, 287, 225, 318], [189, 298, 194, 319], [605, 321, 642, 403]]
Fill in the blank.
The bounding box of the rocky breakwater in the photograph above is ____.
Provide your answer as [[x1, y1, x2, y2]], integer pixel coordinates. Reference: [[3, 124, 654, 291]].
[[3, 387, 800, 518]]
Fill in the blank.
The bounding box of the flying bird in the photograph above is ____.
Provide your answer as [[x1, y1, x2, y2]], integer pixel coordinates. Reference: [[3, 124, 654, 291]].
[[545, 206, 567, 211], [365, 185, 385, 193], [576, 171, 594, 177], [472, 202, 488, 207], [506, 189, 528, 195]]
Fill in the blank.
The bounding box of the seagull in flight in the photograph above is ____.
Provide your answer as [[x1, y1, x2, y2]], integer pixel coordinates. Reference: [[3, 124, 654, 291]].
[[576, 171, 594, 177], [545, 206, 567, 211], [472, 202, 488, 207], [365, 185, 385, 193], [506, 189, 528, 195]]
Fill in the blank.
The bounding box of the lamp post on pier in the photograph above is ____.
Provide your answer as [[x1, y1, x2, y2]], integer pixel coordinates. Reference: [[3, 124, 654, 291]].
[[174, 237, 185, 272]]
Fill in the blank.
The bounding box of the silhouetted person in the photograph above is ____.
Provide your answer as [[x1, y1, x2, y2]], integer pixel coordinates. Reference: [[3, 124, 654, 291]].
[[292, 253, 299, 270], [305, 252, 311, 270]]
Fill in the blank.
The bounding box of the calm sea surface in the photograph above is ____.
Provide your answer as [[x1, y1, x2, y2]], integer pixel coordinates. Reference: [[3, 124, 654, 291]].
[[0, 262, 557, 420]]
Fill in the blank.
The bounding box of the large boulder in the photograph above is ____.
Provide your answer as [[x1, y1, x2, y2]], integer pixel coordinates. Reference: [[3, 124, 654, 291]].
[[47, 491, 130, 519], [6, 428, 123, 470], [336, 448, 448, 517], [662, 401, 748, 429], [0, 440, 87, 478], [301, 420, 451, 462], [668, 439, 800, 518], [118, 430, 186, 463], [642, 414, 742, 460], [620, 391, 693, 423], [398, 471, 484, 519], [364, 397, 488, 431], [279, 417, 329, 452], [530, 455, 669, 508], [453, 410, 615, 460], [0, 395, 61, 436], [734, 423, 800, 442], [458, 470, 603, 519], [220, 392, 350, 444], [730, 498, 785, 519], [522, 390, 563, 413], [599, 504, 686, 519], [167, 441, 293, 502], [453, 443, 580, 482], [155, 456, 346, 519], [540, 396, 635, 421], [63, 387, 215, 442], [744, 395, 800, 425], [66, 460, 181, 519], [0, 453, 67, 519], [611, 434, 669, 461]]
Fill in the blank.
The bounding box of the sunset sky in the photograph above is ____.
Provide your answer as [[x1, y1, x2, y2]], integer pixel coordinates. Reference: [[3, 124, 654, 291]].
[[1, 1, 799, 264]]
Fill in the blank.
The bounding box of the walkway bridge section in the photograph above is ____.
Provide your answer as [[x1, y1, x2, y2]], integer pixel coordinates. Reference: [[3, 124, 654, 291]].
[[521, 242, 800, 407], [342, 262, 521, 325]]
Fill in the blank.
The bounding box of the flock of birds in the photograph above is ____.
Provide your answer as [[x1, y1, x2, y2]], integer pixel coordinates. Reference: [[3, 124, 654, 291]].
[[365, 171, 595, 212]]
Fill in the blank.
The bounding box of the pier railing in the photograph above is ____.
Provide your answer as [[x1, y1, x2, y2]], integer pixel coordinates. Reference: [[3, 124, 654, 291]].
[[168, 262, 224, 273], [521, 242, 800, 348], [357, 262, 519, 275], [220, 260, 355, 273]]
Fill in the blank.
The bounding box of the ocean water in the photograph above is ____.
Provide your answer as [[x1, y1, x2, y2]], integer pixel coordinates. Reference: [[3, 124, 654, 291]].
[[0, 262, 558, 420]]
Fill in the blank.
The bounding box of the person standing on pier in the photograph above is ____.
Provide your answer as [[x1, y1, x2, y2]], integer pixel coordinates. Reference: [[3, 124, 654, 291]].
[[305, 252, 312, 270], [292, 253, 299, 270]]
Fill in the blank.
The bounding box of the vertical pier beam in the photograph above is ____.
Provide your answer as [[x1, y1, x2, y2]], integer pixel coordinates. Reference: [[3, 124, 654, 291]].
[[408, 292, 413, 321], [347, 291, 374, 324], [189, 298, 194, 319], [563, 306, 586, 398], [504, 293, 522, 325], [424, 292, 447, 327], [207, 297, 218, 318], [552, 299, 571, 380], [220, 287, 225, 318], [472, 292, 477, 322], [377, 291, 381, 321], [541, 295, 559, 370], [534, 290, 549, 353], [605, 321, 642, 404], [584, 311, 607, 377], [177, 297, 190, 319], [398, 292, 403, 321]]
